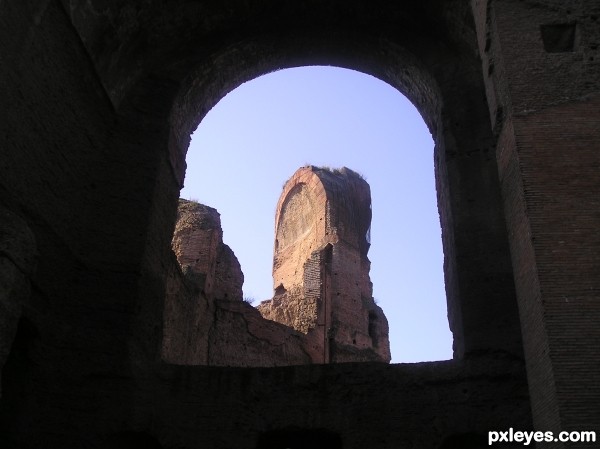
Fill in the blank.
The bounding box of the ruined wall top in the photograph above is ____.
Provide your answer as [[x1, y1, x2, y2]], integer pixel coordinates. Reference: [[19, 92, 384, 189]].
[[263, 165, 390, 363], [273, 165, 372, 290], [172, 199, 243, 301]]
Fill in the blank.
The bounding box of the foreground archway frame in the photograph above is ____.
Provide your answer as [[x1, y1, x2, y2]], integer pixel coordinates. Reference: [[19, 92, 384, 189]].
[[113, 0, 525, 425], [162, 3, 523, 362], [2, 0, 598, 447]]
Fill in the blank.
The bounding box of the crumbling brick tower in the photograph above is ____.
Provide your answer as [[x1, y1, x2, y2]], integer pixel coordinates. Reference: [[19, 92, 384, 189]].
[[258, 166, 390, 363]]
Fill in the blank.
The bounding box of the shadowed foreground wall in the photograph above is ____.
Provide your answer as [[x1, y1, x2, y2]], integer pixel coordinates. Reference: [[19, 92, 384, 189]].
[[0, 0, 598, 447]]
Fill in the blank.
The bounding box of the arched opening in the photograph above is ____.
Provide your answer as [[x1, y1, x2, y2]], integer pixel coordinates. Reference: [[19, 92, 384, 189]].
[[180, 66, 451, 362], [1, 2, 553, 446], [156, 11, 523, 367]]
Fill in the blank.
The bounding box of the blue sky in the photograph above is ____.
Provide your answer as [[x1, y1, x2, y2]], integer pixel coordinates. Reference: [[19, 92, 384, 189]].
[[181, 66, 452, 363]]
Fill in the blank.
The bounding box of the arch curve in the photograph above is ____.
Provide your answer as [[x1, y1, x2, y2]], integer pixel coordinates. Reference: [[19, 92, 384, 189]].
[[85, 0, 522, 360]]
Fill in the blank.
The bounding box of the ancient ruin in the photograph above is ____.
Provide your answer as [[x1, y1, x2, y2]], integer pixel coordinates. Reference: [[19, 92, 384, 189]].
[[0, 1, 598, 448], [166, 199, 312, 367], [258, 166, 390, 363], [167, 166, 390, 366]]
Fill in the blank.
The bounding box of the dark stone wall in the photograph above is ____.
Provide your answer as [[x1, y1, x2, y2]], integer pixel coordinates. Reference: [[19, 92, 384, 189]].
[[474, 0, 600, 438], [153, 359, 530, 449], [0, 0, 597, 447], [0, 208, 36, 396], [0, 1, 138, 446]]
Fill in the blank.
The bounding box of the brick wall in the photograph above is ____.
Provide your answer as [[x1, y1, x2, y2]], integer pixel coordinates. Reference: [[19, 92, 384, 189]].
[[476, 0, 600, 438]]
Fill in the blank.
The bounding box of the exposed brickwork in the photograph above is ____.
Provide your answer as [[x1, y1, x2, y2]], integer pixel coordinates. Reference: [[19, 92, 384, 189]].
[[513, 98, 600, 434], [476, 0, 600, 440], [303, 248, 324, 314], [170, 195, 389, 366], [4, 0, 598, 447], [172, 200, 243, 301], [258, 166, 390, 363], [166, 199, 312, 366]]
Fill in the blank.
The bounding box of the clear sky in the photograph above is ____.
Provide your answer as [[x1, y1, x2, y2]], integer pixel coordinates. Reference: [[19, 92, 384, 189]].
[[181, 66, 453, 363]]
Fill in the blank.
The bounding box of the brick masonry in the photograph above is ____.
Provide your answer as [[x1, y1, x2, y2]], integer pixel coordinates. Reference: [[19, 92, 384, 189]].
[[258, 166, 390, 363], [1, 0, 596, 447]]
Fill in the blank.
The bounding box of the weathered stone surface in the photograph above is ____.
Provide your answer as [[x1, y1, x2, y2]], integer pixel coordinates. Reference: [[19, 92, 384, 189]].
[[1, 0, 598, 447], [258, 166, 390, 363], [171, 189, 388, 365], [172, 199, 243, 301], [209, 300, 311, 367], [258, 286, 313, 333], [155, 356, 531, 449], [165, 199, 312, 367]]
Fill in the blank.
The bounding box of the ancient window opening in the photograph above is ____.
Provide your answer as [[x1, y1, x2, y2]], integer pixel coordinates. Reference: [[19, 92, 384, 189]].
[[171, 66, 452, 365]]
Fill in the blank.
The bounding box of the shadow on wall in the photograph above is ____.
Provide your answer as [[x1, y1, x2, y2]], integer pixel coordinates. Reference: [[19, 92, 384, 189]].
[[255, 428, 343, 449], [101, 432, 163, 449], [438, 433, 488, 449]]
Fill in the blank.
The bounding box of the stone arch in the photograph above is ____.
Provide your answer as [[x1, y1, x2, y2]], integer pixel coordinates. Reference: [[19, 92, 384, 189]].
[[72, 1, 522, 360], [4, 1, 599, 445]]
